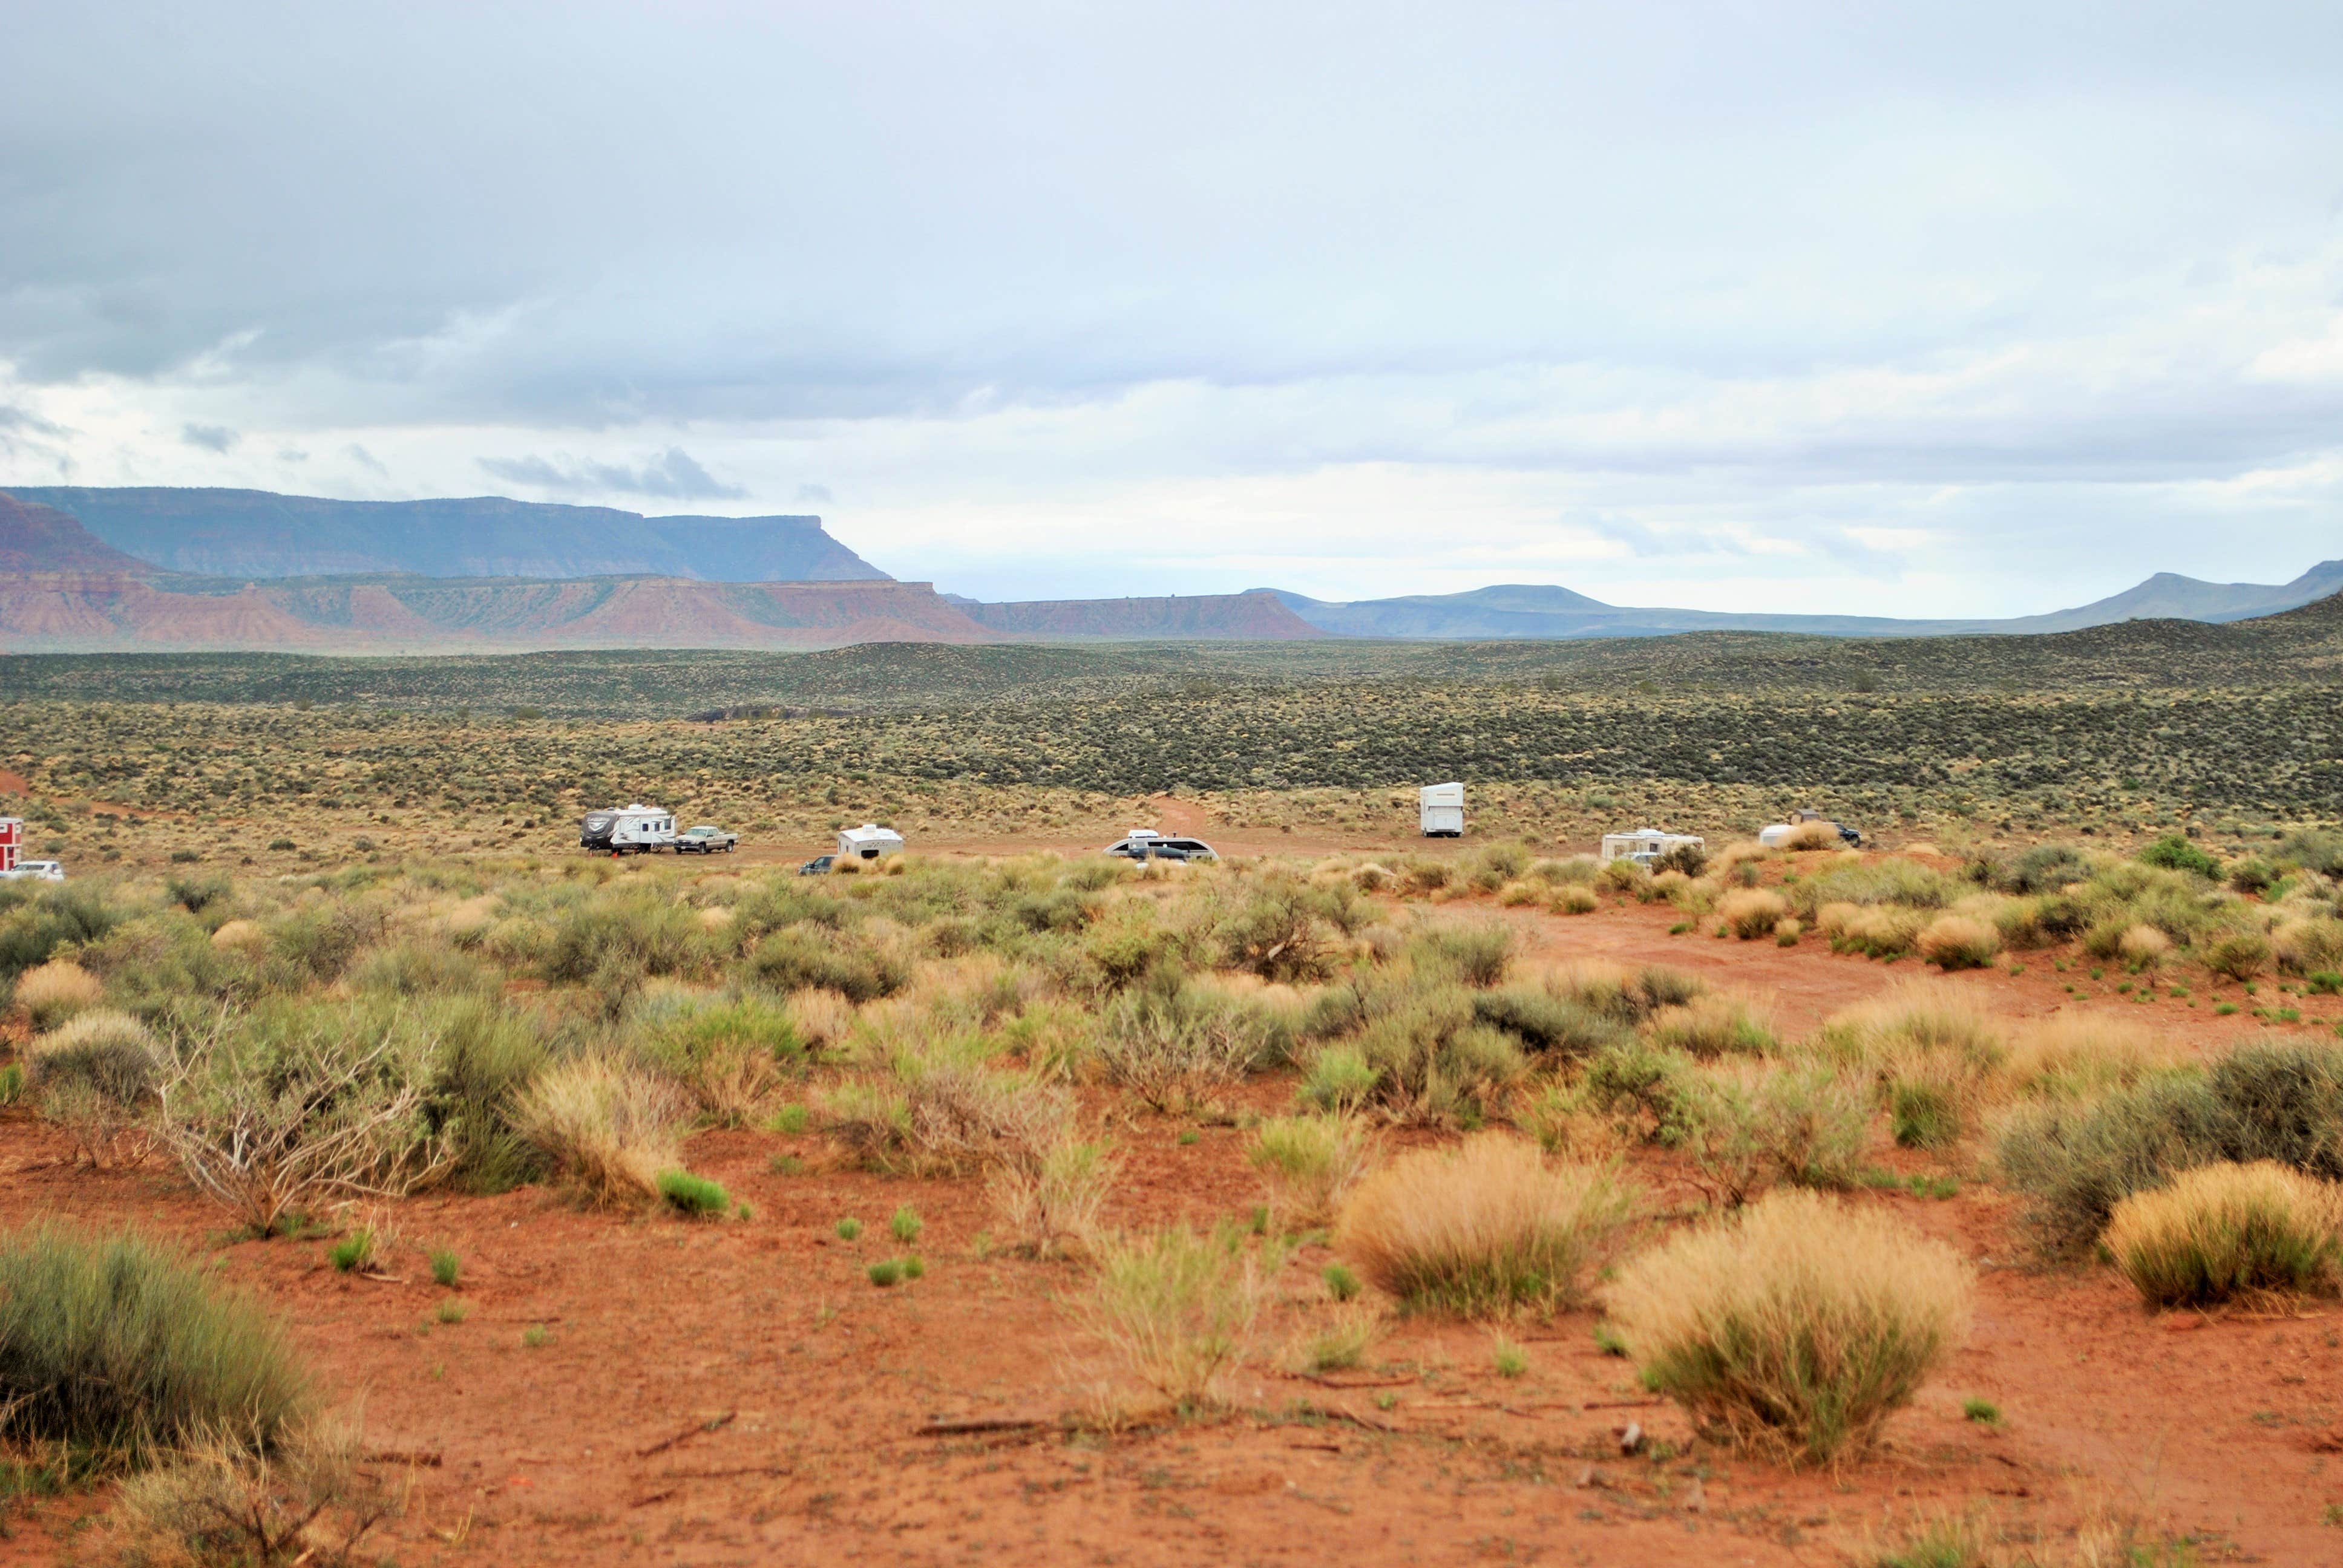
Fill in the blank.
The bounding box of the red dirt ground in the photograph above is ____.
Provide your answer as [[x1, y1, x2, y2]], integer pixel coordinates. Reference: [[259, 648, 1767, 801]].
[[6, 851, 2343, 1565]]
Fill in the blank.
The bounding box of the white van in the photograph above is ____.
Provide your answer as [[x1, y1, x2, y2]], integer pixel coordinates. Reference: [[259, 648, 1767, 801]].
[[580, 805, 677, 854], [1419, 783, 1465, 838]]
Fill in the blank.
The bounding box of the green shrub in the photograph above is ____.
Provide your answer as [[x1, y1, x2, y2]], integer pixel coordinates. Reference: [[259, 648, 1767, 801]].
[[1214, 878, 1352, 982], [1994, 1037, 2343, 1255], [1299, 1044, 1378, 1112], [632, 991, 807, 1126], [1406, 923, 1512, 987], [2230, 857, 2279, 895], [657, 1169, 732, 1218], [1352, 987, 1525, 1123], [542, 886, 706, 992], [325, 1230, 373, 1273], [429, 1248, 461, 1289], [1992, 1074, 2224, 1255], [1247, 1113, 1373, 1227], [1470, 986, 1631, 1057], [0, 1225, 309, 1463], [1890, 1078, 1964, 1150], [419, 995, 549, 1193], [2204, 932, 2272, 983], [163, 874, 233, 915], [1095, 990, 1260, 1114], [0, 884, 123, 990], [746, 927, 908, 1004], [890, 1205, 923, 1244], [2138, 835, 2221, 880], [1643, 995, 1777, 1059], [350, 939, 498, 999], [154, 1001, 453, 1235], [2277, 828, 2343, 878]]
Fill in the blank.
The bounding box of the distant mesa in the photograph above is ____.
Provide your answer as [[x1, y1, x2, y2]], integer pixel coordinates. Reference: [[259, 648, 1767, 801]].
[[12, 486, 889, 583]]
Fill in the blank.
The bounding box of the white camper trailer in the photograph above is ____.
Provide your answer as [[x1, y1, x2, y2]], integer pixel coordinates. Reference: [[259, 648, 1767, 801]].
[[1419, 783, 1466, 838], [580, 805, 677, 854], [837, 823, 905, 864], [1600, 829, 1705, 867]]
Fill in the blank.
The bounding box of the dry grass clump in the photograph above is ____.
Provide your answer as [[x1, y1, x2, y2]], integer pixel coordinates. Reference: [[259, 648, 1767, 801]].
[[1720, 889, 1790, 940], [1916, 915, 2001, 971], [113, 1409, 399, 1568], [209, 917, 267, 954], [1605, 1189, 1973, 1465], [1670, 1060, 1872, 1205], [824, 1037, 1071, 1177], [1553, 884, 1601, 915], [1782, 820, 1843, 851], [25, 1008, 162, 1166], [514, 1056, 686, 1205], [1810, 983, 2006, 1148], [782, 987, 856, 1050], [2004, 1014, 2176, 1102], [1643, 994, 1777, 1059], [1334, 1134, 1639, 1316], [1079, 1224, 1265, 1410], [989, 1134, 1120, 1259], [11, 958, 103, 1030], [1247, 1113, 1375, 1228], [2102, 1161, 2342, 1308], [2272, 916, 2343, 977], [2117, 923, 2174, 969]]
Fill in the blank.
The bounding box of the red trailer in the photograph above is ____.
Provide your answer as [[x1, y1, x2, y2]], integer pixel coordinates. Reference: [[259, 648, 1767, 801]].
[[0, 817, 18, 874]]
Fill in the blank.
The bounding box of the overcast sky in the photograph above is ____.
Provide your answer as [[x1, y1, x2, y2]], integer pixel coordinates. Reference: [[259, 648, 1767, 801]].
[[3, 2, 2340, 609]]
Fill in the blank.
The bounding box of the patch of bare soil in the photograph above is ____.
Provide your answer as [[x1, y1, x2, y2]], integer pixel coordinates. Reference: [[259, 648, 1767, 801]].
[[4, 900, 2341, 1565]]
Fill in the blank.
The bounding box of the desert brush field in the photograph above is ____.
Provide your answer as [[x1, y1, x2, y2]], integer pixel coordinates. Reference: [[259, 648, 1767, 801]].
[[1, 624, 2342, 1567]]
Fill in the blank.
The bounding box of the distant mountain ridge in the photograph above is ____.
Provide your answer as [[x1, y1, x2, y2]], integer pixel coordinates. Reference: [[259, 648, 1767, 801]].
[[963, 591, 1322, 641], [11, 486, 890, 583], [1265, 559, 2343, 639]]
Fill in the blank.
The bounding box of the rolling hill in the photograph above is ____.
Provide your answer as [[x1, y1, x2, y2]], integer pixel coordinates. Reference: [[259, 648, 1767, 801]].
[[1268, 559, 2343, 639]]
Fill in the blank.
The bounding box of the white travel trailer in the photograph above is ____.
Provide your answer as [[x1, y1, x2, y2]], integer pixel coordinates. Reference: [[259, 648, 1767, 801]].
[[1418, 783, 1465, 838], [1600, 828, 1705, 866], [836, 823, 905, 864], [580, 805, 677, 854]]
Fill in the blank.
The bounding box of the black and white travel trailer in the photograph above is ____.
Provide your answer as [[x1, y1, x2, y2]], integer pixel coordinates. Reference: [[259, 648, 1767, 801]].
[[580, 805, 678, 854]]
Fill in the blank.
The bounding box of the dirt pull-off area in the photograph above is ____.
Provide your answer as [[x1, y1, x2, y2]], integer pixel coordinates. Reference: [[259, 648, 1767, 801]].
[[6, 886, 2342, 1567]]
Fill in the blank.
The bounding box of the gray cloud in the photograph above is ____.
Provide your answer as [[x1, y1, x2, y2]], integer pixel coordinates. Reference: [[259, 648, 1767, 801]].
[[4, 5, 2342, 604], [1582, 515, 1748, 559], [794, 483, 834, 505], [181, 422, 238, 452], [478, 446, 744, 501]]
